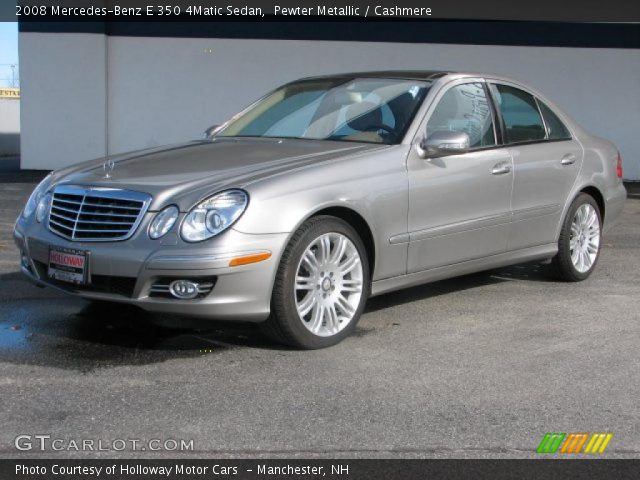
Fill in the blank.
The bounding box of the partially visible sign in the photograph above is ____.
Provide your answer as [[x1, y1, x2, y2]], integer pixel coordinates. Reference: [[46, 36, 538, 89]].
[[0, 88, 20, 99]]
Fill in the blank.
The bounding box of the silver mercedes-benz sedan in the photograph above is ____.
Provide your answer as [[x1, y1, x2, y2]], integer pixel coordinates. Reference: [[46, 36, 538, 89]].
[[14, 71, 626, 348]]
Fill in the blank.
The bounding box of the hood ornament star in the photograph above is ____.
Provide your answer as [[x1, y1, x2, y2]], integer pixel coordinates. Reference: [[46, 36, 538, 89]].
[[103, 160, 115, 179]]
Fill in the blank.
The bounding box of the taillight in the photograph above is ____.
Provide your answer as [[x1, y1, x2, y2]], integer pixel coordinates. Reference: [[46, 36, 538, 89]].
[[616, 152, 623, 178]]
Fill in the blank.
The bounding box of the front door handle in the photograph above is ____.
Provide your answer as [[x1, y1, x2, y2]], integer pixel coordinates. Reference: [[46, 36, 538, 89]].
[[561, 153, 577, 166], [491, 162, 511, 175]]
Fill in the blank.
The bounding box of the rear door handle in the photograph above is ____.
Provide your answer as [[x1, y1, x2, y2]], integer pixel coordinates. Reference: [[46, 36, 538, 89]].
[[561, 153, 577, 165], [491, 162, 511, 175]]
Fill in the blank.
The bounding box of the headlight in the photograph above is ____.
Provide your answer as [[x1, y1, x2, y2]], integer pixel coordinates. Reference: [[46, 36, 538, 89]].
[[22, 173, 53, 219], [180, 189, 248, 242], [35, 193, 52, 223], [149, 205, 179, 239]]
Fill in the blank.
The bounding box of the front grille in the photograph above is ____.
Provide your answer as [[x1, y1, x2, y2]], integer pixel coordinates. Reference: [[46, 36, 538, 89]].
[[48, 185, 151, 241], [87, 275, 137, 297]]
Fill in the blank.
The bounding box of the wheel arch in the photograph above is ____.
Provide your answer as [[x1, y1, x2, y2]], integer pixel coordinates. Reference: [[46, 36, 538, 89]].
[[307, 206, 376, 279], [556, 183, 606, 242], [579, 185, 605, 221]]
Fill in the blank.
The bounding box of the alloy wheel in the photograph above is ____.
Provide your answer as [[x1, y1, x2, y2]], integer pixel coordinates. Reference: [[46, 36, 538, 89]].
[[294, 232, 364, 337], [569, 203, 600, 273]]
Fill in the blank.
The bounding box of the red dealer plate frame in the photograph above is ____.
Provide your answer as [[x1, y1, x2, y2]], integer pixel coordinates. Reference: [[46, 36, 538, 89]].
[[48, 246, 89, 285]]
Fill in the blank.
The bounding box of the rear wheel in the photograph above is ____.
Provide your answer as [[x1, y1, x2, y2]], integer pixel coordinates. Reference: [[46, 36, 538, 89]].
[[551, 193, 602, 281], [261, 216, 370, 349]]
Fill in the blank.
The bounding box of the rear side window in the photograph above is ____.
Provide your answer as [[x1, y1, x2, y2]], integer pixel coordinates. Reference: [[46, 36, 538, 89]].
[[537, 100, 571, 140], [490, 84, 546, 144]]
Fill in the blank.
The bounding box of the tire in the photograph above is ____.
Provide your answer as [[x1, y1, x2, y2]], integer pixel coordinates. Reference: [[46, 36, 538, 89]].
[[261, 215, 371, 349], [550, 193, 602, 282]]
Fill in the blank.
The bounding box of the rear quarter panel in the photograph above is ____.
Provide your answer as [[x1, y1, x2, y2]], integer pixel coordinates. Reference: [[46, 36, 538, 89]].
[[560, 133, 625, 236]]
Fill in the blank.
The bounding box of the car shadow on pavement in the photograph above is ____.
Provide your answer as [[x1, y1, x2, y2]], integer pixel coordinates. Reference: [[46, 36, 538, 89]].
[[0, 271, 287, 371], [366, 261, 555, 313], [0, 261, 554, 371]]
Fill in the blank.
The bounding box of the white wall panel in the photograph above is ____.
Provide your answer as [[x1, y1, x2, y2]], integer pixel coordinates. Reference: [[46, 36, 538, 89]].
[[19, 33, 106, 169], [20, 33, 640, 179]]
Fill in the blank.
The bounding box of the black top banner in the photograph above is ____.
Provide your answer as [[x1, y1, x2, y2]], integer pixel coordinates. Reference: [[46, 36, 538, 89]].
[[6, 0, 640, 49], [16, 19, 640, 50], [3, 0, 640, 22]]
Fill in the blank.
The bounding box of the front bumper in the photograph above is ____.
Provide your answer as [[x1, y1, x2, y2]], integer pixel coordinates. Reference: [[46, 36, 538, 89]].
[[14, 214, 289, 322]]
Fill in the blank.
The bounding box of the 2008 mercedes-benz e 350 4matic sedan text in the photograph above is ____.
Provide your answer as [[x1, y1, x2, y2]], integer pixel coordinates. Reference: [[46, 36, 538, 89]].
[[14, 71, 626, 348]]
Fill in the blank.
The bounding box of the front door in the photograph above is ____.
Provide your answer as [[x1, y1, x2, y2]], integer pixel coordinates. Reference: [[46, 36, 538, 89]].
[[407, 81, 513, 273]]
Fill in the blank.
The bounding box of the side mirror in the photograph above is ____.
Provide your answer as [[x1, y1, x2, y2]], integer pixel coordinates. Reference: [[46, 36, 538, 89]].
[[416, 130, 470, 159], [203, 125, 220, 139]]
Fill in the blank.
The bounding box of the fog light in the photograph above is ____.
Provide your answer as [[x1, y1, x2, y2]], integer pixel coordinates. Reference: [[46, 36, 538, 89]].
[[169, 280, 199, 299]]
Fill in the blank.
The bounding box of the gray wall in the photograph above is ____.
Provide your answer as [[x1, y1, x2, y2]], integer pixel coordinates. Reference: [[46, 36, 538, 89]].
[[0, 99, 20, 156], [19, 32, 640, 179]]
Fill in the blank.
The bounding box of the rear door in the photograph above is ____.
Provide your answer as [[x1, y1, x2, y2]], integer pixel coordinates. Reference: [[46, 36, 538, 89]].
[[488, 83, 582, 250], [406, 80, 513, 272]]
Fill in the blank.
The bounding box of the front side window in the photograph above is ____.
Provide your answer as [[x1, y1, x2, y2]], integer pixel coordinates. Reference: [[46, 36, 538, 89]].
[[537, 100, 571, 140], [217, 78, 431, 144], [425, 83, 496, 149], [490, 84, 546, 144]]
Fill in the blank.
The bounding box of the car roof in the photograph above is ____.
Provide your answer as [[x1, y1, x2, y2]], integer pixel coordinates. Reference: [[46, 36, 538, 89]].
[[293, 70, 537, 96], [296, 70, 451, 82]]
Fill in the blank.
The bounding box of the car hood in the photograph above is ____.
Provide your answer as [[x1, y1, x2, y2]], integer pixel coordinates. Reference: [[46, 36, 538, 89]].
[[54, 137, 385, 210]]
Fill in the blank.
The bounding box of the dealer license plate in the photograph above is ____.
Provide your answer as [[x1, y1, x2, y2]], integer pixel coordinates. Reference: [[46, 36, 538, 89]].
[[47, 247, 89, 285]]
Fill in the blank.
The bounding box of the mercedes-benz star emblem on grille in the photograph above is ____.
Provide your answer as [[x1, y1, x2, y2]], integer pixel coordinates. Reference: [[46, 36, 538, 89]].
[[103, 160, 115, 179]]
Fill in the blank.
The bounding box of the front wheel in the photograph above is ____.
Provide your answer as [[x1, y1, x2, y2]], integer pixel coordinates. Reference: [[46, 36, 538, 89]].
[[261, 216, 370, 349], [551, 193, 602, 281]]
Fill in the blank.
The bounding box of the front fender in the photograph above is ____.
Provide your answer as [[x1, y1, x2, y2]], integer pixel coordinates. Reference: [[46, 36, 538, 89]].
[[232, 146, 411, 280]]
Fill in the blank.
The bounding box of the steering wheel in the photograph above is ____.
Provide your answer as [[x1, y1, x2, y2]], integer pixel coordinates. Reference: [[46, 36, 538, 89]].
[[367, 124, 396, 136], [362, 124, 398, 143]]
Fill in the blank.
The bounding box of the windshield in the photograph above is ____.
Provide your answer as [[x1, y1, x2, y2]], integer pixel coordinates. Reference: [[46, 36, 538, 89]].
[[217, 78, 431, 145]]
